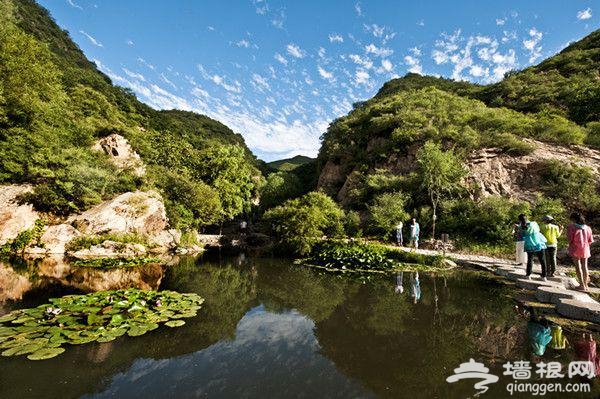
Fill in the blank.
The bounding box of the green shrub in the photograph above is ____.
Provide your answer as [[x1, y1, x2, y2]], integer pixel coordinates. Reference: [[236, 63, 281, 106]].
[[264, 191, 345, 255], [0, 219, 45, 254]]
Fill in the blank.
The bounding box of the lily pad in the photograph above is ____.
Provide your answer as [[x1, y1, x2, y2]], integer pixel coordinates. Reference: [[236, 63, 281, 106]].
[[27, 347, 65, 360], [0, 289, 203, 360], [165, 320, 185, 328]]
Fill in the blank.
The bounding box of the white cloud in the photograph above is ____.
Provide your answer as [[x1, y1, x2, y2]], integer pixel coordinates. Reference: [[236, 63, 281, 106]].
[[354, 69, 371, 86], [522, 27, 543, 63], [416, 20, 425, 26], [431, 29, 516, 82], [66, 0, 82, 10], [381, 59, 393, 72], [318, 66, 334, 81], [365, 43, 393, 57], [253, 0, 268, 15], [211, 74, 242, 93], [271, 10, 285, 29], [160, 73, 178, 90], [122, 68, 145, 81], [496, 18, 506, 25], [191, 86, 209, 98], [318, 47, 326, 58], [251, 73, 270, 91], [79, 30, 103, 47], [237, 39, 250, 48], [207, 26, 215, 31], [404, 55, 422, 74], [286, 43, 306, 58], [138, 58, 155, 70], [577, 8, 592, 20], [349, 54, 373, 70], [126, 39, 134, 46], [354, 2, 362, 16], [274, 53, 288, 65], [410, 47, 422, 57], [329, 34, 344, 43], [469, 65, 486, 77]]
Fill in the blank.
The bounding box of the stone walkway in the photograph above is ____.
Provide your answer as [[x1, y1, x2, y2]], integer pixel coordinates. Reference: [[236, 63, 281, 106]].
[[392, 245, 600, 324]]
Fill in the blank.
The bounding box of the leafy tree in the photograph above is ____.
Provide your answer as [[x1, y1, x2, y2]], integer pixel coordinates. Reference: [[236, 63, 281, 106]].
[[416, 141, 466, 239], [197, 144, 261, 222], [259, 171, 302, 210], [367, 191, 410, 237], [264, 191, 345, 255]]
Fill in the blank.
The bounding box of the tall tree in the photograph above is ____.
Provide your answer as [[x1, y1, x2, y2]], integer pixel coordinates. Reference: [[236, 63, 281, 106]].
[[416, 141, 466, 239]]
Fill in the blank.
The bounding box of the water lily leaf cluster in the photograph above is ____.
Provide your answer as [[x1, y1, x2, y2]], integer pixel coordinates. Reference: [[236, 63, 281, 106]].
[[0, 289, 203, 360], [305, 241, 445, 272]]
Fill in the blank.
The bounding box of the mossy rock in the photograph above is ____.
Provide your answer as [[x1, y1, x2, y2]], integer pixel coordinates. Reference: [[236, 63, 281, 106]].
[[0, 289, 204, 360]]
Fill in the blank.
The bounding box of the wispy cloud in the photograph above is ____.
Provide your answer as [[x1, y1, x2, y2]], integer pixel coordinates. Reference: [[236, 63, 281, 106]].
[[138, 57, 155, 70], [79, 30, 103, 47], [122, 68, 145, 81], [329, 34, 344, 43], [126, 39, 134, 46], [66, 0, 82, 10], [496, 18, 506, 26], [274, 53, 288, 65], [523, 27, 543, 63], [577, 8, 592, 20], [286, 43, 306, 58], [271, 10, 285, 29], [404, 55, 422, 74], [416, 20, 425, 27], [365, 43, 393, 57], [252, 0, 269, 15], [236, 39, 250, 48], [354, 2, 362, 17], [318, 66, 334, 81]]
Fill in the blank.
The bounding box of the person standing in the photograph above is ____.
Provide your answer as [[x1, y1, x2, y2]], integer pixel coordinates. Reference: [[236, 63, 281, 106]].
[[567, 212, 594, 292], [513, 221, 527, 267], [540, 215, 563, 278], [518, 214, 547, 280], [395, 222, 403, 246], [408, 218, 420, 249]]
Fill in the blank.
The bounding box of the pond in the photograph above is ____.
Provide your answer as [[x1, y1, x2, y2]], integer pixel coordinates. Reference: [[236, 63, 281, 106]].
[[1, 254, 598, 399]]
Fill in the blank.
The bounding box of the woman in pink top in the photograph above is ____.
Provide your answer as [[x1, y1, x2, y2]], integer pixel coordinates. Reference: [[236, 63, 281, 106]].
[[567, 212, 594, 292]]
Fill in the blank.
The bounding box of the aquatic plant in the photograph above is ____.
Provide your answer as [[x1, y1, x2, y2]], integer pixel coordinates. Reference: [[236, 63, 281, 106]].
[[0, 289, 203, 360], [305, 241, 445, 272], [70, 257, 160, 269]]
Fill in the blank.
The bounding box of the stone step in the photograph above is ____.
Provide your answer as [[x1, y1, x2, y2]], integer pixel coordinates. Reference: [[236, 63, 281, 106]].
[[556, 298, 600, 324], [535, 286, 594, 305], [506, 270, 527, 281], [516, 278, 563, 290]]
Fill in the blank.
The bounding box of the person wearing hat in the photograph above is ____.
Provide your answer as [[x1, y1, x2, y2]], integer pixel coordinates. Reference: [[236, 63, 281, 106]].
[[540, 215, 563, 278]]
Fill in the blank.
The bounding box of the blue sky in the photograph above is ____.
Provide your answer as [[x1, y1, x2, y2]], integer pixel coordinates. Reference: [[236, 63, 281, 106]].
[[39, 0, 598, 161]]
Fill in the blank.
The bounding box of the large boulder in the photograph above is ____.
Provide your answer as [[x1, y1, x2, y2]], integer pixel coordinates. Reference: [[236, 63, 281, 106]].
[[92, 133, 146, 177], [0, 185, 38, 245], [26, 224, 82, 254], [69, 190, 167, 236]]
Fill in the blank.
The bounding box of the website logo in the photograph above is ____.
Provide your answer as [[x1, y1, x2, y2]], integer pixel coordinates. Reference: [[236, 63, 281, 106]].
[[446, 359, 499, 396]]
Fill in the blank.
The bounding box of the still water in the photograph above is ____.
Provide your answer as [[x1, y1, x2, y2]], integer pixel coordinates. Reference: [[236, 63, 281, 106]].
[[0, 254, 598, 399]]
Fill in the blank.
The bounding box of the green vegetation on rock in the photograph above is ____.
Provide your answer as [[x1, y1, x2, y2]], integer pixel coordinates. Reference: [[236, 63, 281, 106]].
[[0, 289, 203, 360], [70, 257, 160, 269]]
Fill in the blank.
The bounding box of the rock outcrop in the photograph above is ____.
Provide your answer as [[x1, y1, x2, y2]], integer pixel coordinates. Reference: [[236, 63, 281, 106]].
[[466, 140, 600, 202], [69, 190, 167, 236], [92, 133, 146, 177], [0, 185, 38, 245], [36, 224, 82, 254]]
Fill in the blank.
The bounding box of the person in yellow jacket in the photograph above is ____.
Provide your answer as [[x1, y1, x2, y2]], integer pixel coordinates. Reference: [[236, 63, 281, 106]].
[[540, 215, 563, 278]]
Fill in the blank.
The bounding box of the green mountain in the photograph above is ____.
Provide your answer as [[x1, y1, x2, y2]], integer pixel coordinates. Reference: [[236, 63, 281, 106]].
[[317, 28, 600, 244], [268, 155, 315, 172], [0, 0, 262, 230]]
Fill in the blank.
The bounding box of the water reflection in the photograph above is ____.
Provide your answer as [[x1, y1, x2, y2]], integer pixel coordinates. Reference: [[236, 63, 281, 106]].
[[0, 256, 166, 310], [1, 255, 599, 399]]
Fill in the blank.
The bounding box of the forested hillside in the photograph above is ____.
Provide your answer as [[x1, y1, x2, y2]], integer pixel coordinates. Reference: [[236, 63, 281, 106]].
[[0, 0, 262, 230], [316, 28, 600, 250]]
